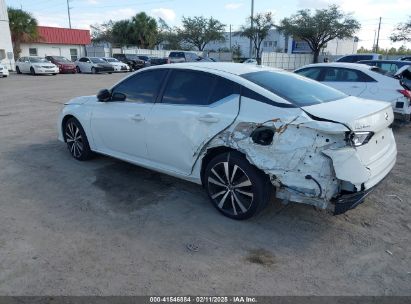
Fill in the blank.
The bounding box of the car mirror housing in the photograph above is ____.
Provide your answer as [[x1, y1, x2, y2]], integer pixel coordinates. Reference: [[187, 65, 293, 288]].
[[97, 89, 111, 102], [111, 92, 126, 102]]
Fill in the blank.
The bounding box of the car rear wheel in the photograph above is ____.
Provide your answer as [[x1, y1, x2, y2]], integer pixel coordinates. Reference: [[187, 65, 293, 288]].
[[16, 66, 21, 74], [91, 67, 97, 74], [64, 118, 93, 161], [204, 151, 272, 220], [30, 67, 35, 75]]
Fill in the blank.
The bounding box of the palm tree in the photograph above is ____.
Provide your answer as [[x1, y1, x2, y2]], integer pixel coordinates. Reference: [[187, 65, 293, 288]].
[[7, 7, 39, 59], [130, 12, 158, 48]]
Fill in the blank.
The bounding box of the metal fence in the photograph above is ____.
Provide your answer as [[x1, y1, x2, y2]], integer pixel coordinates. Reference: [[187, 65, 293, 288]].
[[262, 52, 313, 70]]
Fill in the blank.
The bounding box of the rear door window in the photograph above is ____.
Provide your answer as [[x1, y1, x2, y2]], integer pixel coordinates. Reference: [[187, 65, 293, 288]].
[[323, 68, 374, 82], [161, 70, 215, 105]]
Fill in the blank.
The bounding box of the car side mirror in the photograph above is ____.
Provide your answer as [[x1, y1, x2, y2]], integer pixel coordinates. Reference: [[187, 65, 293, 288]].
[[111, 92, 126, 102], [97, 89, 111, 102]]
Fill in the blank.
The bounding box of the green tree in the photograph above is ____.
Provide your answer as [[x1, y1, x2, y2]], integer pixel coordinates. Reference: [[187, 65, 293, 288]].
[[390, 16, 411, 43], [129, 12, 158, 48], [156, 18, 182, 50], [238, 12, 274, 64], [111, 20, 133, 45], [178, 16, 225, 51], [90, 20, 114, 43], [278, 5, 360, 63], [7, 7, 39, 59]]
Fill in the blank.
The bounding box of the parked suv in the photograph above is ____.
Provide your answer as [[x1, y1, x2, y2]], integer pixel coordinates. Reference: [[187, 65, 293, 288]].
[[112, 54, 145, 70], [336, 54, 382, 63], [45, 56, 76, 74], [168, 51, 202, 63]]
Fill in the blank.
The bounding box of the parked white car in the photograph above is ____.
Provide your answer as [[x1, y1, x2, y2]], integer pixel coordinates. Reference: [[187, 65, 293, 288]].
[[75, 57, 115, 74], [15, 57, 59, 75], [101, 57, 130, 72], [58, 63, 396, 219], [295, 63, 411, 120], [0, 63, 9, 77]]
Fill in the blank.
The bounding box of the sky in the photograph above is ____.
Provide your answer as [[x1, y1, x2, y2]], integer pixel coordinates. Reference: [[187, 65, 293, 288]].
[[5, 0, 411, 50]]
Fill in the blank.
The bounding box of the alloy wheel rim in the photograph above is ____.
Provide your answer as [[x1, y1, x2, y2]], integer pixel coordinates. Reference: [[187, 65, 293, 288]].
[[65, 122, 83, 158], [208, 161, 254, 216]]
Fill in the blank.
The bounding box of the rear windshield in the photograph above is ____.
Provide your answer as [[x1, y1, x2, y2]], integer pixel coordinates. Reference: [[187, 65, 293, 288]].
[[242, 71, 347, 107], [169, 52, 185, 58]]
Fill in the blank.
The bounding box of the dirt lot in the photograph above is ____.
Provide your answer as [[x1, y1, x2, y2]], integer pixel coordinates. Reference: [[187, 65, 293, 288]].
[[0, 72, 410, 296]]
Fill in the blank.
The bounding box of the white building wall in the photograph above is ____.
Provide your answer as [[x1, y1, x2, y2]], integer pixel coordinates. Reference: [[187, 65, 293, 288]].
[[0, 0, 15, 70], [20, 43, 86, 61], [322, 38, 358, 55]]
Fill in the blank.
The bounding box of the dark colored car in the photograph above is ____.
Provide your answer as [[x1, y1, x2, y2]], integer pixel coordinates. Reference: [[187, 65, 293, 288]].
[[136, 55, 168, 66], [400, 56, 411, 61], [336, 54, 382, 63], [112, 54, 145, 70], [45, 56, 76, 73]]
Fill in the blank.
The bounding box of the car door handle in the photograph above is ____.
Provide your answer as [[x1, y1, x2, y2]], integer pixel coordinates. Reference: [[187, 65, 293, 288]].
[[130, 114, 144, 121], [197, 114, 219, 123]]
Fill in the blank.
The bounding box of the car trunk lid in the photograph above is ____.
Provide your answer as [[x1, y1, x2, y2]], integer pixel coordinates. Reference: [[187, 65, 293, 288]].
[[302, 96, 393, 132]]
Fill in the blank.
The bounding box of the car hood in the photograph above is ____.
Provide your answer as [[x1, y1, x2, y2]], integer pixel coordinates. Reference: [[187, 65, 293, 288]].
[[302, 96, 393, 132], [65, 95, 96, 105]]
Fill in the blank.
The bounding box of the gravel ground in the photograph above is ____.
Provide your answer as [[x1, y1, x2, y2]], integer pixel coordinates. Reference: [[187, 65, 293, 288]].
[[0, 72, 410, 295]]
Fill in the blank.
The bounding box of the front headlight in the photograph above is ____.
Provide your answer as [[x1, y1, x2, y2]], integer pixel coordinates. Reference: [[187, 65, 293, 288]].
[[346, 131, 374, 147]]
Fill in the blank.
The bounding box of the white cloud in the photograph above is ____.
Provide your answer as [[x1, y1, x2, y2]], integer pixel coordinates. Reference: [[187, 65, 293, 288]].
[[225, 2, 243, 10], [86, 0, 99, 4], [150, 8, 176, 22]]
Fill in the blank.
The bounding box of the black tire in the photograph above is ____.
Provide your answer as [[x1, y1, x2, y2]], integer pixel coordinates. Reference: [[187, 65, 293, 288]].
[[76, 66, 81, 73], [204, 151, 272, 220], [91, 67, 97, 74], [16, 66, 21, 74], [30, 67, 35, 75], [63, 117, 93, 161]]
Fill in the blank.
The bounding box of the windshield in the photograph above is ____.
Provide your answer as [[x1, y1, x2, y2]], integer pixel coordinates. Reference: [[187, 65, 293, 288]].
[[90, 57, 106, 63], [30, 57, 48, 63], [242, 71, 347, 107], [105, 58, 119, 62], [54, 56, 71, 63]]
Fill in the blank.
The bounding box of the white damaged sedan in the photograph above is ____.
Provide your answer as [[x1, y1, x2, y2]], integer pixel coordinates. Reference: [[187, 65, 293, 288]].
[[57, 63, 396, 219]]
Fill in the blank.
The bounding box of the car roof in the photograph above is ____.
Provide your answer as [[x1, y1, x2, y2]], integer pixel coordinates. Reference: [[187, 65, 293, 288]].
[[358, 59, 409, 63], [296, 62, 375, 71], [148, 62, 281, 76]]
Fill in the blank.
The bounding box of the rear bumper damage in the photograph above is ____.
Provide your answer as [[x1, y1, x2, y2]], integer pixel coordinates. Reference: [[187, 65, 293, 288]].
[[202, 114, 396, 215]]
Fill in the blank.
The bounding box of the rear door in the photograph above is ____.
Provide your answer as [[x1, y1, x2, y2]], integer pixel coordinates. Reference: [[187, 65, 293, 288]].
[[320, 67, 367, 97], [146, 69, 240, 175]]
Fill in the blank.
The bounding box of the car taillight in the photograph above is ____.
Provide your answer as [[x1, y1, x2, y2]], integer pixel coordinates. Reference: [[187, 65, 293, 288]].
[[398, 89, 411, 99]]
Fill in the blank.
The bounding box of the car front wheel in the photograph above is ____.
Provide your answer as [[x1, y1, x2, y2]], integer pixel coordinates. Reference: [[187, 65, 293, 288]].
[[64, 118, 93, 161], [30, 67, 36, 75], [204, 151, 272, 220], [76, 66, 81, 73]]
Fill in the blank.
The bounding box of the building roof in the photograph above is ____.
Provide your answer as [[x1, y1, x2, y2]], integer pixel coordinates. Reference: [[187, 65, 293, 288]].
[[34, 26, 90, 45]]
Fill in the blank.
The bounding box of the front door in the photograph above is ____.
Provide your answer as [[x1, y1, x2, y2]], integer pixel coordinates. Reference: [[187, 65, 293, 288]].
[[146, 69, 240, 175], [90, 69, 168, 160]]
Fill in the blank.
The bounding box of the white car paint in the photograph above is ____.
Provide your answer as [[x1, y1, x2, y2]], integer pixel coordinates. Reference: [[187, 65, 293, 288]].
[[58, 63, 396, 216], [0, 63, 8, 77], [102, 57, 130, 72], [75, 57, 114, 74], [15, 57, 59, 75], [295, 62, 411, 120]]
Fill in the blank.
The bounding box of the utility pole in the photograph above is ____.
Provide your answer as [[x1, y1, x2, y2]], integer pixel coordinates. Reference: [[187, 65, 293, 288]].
[[66, 0, 72, 29], [229, 24, 232, 51], [249, 0, 254, 58], [375, 17, 382, 52], [372, 30, 376, 52]]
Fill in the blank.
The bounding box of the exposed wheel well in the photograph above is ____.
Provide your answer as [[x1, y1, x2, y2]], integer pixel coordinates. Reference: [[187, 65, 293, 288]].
[[200, 146, 245, 186], [61, 115, 76, 141]]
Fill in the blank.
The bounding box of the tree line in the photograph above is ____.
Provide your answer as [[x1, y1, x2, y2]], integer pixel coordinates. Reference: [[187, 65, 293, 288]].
[[7, 5, 411, 63]]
